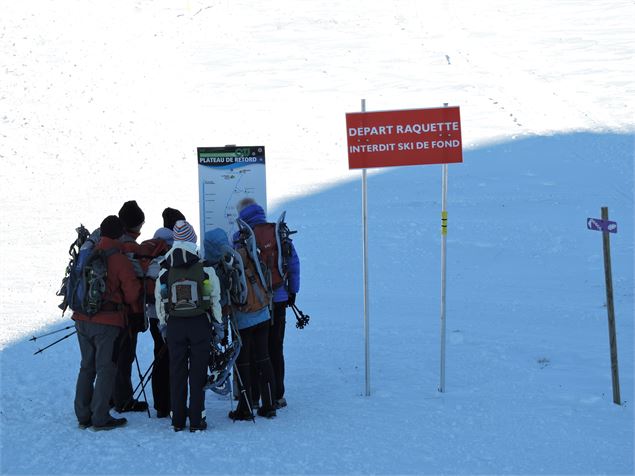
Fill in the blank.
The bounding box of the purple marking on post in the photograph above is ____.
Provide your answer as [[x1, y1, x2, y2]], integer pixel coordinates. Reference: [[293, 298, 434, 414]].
[[587, 218, 618, 233]]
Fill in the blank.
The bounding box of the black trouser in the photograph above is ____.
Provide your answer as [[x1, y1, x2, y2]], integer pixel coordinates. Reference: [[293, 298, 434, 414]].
[[167, 314, 210, 428], [149, 318, 170, 415], [236, 320, 276, 413], [269, 302, 287, 401], [113, 327, 138, 409]]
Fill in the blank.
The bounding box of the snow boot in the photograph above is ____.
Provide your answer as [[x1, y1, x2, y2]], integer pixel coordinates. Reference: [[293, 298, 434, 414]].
[[190, 418, 208, 432], [256, 406, 276, 418], [78, 419, 92, 430], [92, 417, 127, 431], [228, 407, 254, 421]]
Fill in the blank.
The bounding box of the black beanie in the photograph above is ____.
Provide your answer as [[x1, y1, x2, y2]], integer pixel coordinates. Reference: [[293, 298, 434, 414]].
[[100, 215, 124, 239], [118, 200, 145, 230], [162, 207, 185, 230]]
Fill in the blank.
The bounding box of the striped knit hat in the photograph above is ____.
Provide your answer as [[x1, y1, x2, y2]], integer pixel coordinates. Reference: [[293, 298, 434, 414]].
[[173, 220, 197, 243]]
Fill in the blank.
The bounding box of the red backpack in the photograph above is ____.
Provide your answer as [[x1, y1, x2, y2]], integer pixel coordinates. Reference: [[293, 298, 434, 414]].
[[252, 223, 284, 290]]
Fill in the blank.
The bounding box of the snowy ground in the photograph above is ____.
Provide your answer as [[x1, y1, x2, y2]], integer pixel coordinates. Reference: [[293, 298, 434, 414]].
[[1, 1, 634, 475]]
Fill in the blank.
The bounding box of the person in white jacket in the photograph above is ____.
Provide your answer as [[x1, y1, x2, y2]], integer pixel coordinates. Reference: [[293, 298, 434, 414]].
[[154, 220, 221, 432]]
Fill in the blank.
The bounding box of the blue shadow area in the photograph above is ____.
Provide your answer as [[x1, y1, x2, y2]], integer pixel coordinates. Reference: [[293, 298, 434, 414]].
[[1, 132, 633, 475]]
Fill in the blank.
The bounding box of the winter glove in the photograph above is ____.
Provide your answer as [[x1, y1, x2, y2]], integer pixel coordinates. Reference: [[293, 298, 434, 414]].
[[286, 292, 296, 308], [159, 323, 167, 342], [128, 312, 147, 333]]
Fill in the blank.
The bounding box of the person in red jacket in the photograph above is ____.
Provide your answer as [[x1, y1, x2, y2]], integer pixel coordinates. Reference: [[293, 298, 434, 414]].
[[112, 200, 149, 413], [73, 215, 142, 431]]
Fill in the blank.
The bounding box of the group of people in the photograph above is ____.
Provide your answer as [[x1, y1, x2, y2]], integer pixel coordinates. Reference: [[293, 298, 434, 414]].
[[72, 198, 300, 432]]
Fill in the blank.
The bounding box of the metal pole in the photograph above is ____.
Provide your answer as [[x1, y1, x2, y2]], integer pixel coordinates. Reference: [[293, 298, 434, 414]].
[[601, 206, 621, 405], [439, 163, 448, 392], [361, 98, 371, 396]]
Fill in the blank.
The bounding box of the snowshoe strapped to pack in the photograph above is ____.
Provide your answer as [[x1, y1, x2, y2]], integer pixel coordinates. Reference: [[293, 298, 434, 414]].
[[235, 218, 271, 313], [63, 239, 119, 316]]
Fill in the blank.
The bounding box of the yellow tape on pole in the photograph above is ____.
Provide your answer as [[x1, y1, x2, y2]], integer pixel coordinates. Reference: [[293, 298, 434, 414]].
[[441, 211, 448, 235]]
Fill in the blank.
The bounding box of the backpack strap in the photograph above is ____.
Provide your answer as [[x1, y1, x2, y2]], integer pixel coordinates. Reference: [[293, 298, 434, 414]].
[[96, 247, 124, 313]]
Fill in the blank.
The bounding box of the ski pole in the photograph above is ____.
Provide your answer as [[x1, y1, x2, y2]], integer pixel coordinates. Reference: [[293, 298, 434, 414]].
[[134, 354, 152, 418], [29, 324, 75, 342], [233, 363, 255, 424], [227, 317, 254, 423], [290, 304, 310, 329], [33, 330, 77, 355], [129, 360, 156, 405], [126, 343, 167, 409]]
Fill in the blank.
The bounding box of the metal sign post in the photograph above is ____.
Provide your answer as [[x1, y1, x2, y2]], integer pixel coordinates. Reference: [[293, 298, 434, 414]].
[[361, 99, 371, 397], [439, 164, 448, 393]]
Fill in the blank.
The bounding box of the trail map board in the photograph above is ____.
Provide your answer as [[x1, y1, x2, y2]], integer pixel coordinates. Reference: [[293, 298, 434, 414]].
[[197, 145, 267, 241]]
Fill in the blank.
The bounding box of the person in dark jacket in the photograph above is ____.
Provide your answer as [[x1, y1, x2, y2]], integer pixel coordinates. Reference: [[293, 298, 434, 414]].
[[112, 200, 149, 413], [235, 198, 300, 409], [155, 220, 222, 432], [73, 215, 142, 431]]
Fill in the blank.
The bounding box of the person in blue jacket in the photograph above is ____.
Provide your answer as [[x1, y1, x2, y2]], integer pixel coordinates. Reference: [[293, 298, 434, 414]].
[[205, 226, 277, 420], [235, 198, 300, 409]]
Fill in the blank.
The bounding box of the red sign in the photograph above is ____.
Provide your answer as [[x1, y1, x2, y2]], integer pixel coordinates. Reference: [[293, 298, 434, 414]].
[[346, 106, 463, 169]]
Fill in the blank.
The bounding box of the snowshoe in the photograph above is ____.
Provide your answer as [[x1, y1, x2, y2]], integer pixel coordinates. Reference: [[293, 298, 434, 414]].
[[204, 340, 240, 395]]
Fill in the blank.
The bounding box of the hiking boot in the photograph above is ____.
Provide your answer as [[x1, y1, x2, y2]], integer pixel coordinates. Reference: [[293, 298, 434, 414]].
[[78, 419, 92, 430], [256, 406, 277, 419], [275, 397, 287, 409], [228, 409, 253, 421], [156, 410, 170, 419], [172, 425, 185, 432], [189, 419, 208, 432], [116, 400, 148, 413], [93, 417, 127, 431]]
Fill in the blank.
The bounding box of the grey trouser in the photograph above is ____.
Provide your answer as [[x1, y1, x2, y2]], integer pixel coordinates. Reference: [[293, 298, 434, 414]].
[[74, 320, 120, 426]]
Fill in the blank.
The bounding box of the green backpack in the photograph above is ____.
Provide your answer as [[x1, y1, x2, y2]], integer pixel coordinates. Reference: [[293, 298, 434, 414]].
[[166, 262, 210, 318]]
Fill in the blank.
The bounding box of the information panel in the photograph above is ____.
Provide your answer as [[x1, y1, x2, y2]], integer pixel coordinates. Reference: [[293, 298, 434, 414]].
[[197, 145, 266, 241], [346, 106, 463, 169]]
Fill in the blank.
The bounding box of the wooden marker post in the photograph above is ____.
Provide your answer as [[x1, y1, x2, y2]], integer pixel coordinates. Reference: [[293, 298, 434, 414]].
[[587, 208, 621, 405], [600, 207, 621, 405]]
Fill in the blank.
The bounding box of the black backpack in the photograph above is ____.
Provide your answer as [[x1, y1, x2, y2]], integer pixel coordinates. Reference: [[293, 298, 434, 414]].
[[165, 261, 211, 318]]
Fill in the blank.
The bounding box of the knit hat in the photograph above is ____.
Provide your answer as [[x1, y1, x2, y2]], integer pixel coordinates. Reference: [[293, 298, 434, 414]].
[[173, 220, 197, 243], [162, 207, 185, 230], [100, 215, 124, 239], [118, 200, 145, 230]]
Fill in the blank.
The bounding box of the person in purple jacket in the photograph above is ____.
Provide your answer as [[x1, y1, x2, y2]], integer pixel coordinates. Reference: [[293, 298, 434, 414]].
[[235, 198, 300, 409]]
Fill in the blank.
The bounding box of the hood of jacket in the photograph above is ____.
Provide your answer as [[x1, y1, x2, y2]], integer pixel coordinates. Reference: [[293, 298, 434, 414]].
[[204, 228, 234, 264], [96, 236, 124, 252], [238, 203, 267, 227], [164, 240, 200, 268], [153, 227, 174, 246]]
